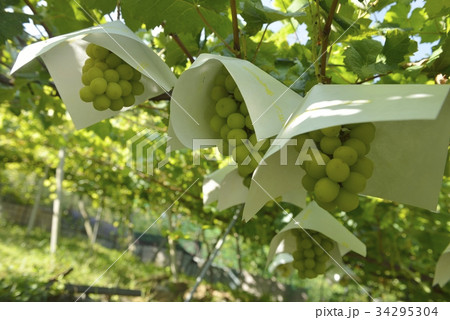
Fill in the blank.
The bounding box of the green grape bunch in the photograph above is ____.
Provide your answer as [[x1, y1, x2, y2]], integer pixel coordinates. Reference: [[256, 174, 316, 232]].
[[79, 43, 145, 112], [209, 67, 271, 189], [297, 122, 376, 213], [291, 229, 335, 279]]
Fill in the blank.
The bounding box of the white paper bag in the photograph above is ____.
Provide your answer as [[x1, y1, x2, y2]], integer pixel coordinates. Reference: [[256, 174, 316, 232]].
[[11, 21, 176, 129]]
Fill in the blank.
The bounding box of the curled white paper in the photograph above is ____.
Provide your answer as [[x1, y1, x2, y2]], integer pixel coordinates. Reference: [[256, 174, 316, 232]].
[[245, 84, 450, 219], [11, 21, 176, 129], [433, 242, 450, 287], [266, 201, 366, 270], [168, 53, 303, 149]]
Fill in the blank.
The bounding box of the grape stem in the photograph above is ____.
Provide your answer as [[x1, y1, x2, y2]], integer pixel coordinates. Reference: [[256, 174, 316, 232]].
[[116, 0, 121, 20], [230, 0, 241, 58], [252, 24, 269, 62], [23, 0, 54, 38], [195, 5, 238, 55], [170, 33, 195, 63], [355, 72, 392, 84], [319, 0, 339, 84]]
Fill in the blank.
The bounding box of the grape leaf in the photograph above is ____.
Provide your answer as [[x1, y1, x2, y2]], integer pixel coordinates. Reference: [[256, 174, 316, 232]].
[[381, 29, 417, 66], [343, 38, 383, 79], [240, 0, 305, 36], [79, 0, 117, 14], [0, 11, 30, 43], [424, 0, 450, 18], [122, 0, 231, 38]]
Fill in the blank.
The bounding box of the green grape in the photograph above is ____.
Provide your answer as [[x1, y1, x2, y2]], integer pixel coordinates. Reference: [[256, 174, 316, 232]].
[[304, 248, 315, 258], [93, 95, 111, 111], [309, 130, 324, 143], [302, 174, 317, 192], [304, 269, 317, 279], [292, 250, 303, 260], [94, 61, 108, 71], [237, 158, 258, 177], [293, 261, 304, 270], [258, 138, 270, 151], [116, 64, 134, 80], [350, 122, 376, 144], [245, 115, 254, 130], [89, 78, 108, 95], [86, 67, 103, 84], [81, 73, 91, 86], [234, 87, 243, 101], [300, 238, 313, 249], [335, 189, 359, 212], [313, 245, 325, 256], [105, 52, 122, 68], [316, 199, 336, 212], [305, 152, 330, 179], [295, 134, 309, 152], [211, 86, 228, 101], [210, 115, 226, 133], [131, 80, 144, 95], [109, 98, 124, 111], [220, 124, 231, 140], [221, 140, 230, 156], [304, 259, 315, 269], [104, 69, 120, 82], [342, 172, 366, 193], [243, 176, 251, 188], [106, 82, 123, 100], [123, 94, 135, 107], [227, 113, 245, 129], [314, 177, 340, 203], [225, 74, 236, 93], [333, 146, 358, 166], [343, 138, 367, 157], [249, 133, 257, 146], [320, 136, 341, 155], [92, 45, 109, 60], [344, 123, 359, 129], [85, 43, 96, 58], [227, 129, 248, 145], [351, 156, 374, 178], [79, 86, 95, 102], [317, 255, 329, 263], [326, 158, 350, 182], [118, 80, 132, 97], [239, 102, 249, 115], [321, 239, 334, 252], [82, 58, 95, 72], [232, 144, 250, 164], [320, 125, 341, 137], [216, 97, 238, 118], [314, 263, 326, 274], [132, 69, 142, 81], [215, 73, 227, 86]]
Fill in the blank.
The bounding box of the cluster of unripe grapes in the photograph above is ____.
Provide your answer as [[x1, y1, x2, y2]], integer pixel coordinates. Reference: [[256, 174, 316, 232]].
[[298, 123, 376, 212], [291, 229, 334, 279], [209, 67, 270, 188], [79, 43, 145, 111]]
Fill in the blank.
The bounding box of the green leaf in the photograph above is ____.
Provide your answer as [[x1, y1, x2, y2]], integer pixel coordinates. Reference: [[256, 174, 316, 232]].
[[381, 29, 417, 66], [79, 0, 117, 14], [0, 11, 30, 43], [122, 0, 232, 38], [240, 0, 305, 36], [343, 38, 383, 79], [424, 0, 450, 18]]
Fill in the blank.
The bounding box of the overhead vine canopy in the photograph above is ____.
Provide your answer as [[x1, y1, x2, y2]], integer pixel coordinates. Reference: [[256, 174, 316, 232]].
[[0, 0, 449, 302]]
